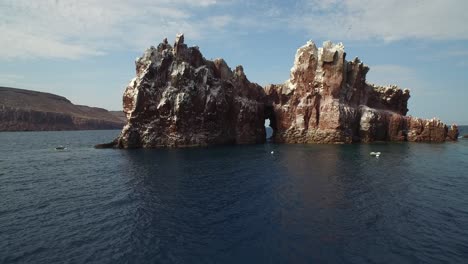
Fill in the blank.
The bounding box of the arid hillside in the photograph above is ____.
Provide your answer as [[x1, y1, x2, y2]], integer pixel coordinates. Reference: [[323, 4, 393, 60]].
[[0, 87, 125, 131]]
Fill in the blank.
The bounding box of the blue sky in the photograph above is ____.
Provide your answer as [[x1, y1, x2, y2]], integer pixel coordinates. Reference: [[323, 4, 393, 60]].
[[1, 0, 467, 124]]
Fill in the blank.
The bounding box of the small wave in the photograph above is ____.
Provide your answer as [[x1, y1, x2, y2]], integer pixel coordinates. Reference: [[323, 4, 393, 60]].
[[3, 246, 48, 263]]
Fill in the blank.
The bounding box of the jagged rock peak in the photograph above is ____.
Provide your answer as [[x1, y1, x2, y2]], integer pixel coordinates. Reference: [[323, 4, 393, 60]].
[[95, 36, 458, 148], [107, 34, 267, 148], [265, 39, 457, 144], [174, 33, 185, 55], [175, 33, 184, 45]]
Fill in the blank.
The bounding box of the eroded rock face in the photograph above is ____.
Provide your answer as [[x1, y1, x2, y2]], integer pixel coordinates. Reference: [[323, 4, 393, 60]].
[[100, 36, 458, 148], [115, 34, 266, 148], [265, 40, 458, 143], [446, 124, 460, 141]]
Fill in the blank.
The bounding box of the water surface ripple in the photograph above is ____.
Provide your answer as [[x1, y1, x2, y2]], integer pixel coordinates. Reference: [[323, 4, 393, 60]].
[[1, 129, 468, 263]]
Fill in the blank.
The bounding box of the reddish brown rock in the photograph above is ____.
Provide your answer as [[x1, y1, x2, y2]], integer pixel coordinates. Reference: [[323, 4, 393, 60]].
[[99, 37, 458, 148], [0, 87, 124, 131], [406, 117, 445, 142], [265, 40, 457, 143], [446, 124, 460, 141], [113, 34, 266, 148]]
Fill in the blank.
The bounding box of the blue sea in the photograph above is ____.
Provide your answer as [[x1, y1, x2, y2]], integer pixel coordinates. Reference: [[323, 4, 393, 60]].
[[1, 127, 468, 263]]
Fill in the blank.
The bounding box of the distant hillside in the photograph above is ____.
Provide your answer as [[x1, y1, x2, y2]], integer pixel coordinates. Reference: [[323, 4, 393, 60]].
[[110, 111, 127, 123], [0, 87, 125, 131]]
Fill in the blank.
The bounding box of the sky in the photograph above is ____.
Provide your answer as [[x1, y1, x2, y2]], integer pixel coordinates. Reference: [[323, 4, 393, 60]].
[[0, 0, 467, 124]]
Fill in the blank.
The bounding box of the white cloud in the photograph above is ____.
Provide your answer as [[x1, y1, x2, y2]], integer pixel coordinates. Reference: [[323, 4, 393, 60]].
[[0, 0, 226, 60], [1, 0, 467, 60], [292, 0, 468, 42], [0, 27, 103, 59]]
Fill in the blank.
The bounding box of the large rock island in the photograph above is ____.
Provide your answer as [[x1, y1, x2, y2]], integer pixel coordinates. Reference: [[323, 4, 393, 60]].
[[102, 35, 458, 148], [0, 87, 125, 131], [265, 41, 459, 143], [112, 34, 266, 148]]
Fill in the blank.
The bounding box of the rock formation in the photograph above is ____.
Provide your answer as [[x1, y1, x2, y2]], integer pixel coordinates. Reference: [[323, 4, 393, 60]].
[[265, 40, 459, 143], [101, 35, 458, 148], [113, 34, 266, 148], [0, 87, 124, 131]]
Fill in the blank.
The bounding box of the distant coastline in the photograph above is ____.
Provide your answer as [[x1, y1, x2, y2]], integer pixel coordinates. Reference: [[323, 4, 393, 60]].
[[0, 86, 125, 131]]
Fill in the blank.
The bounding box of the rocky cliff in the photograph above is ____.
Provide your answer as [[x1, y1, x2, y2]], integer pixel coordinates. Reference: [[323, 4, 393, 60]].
[[112, 34, 266, 148], [110, 111, 127, 123], [101, 35, 458, 148], [0, 87, 125, 131], [265, 40, 459, 143]]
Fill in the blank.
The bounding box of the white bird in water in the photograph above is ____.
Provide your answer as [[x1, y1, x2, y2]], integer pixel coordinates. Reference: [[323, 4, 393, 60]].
[[271, 151, 274, 154]]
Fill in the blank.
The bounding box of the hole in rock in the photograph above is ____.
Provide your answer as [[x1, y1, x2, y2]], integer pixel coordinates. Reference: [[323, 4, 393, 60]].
[[264, 105, 277, 141]]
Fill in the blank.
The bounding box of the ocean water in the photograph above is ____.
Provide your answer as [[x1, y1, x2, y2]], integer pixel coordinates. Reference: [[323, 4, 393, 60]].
[[1, 128, 468, 264]]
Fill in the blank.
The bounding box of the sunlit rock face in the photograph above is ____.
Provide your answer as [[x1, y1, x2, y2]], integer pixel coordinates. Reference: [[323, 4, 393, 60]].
[[98, 36, 458, 149], [115, 34, 266, 148], [265, 40, 458, 143]]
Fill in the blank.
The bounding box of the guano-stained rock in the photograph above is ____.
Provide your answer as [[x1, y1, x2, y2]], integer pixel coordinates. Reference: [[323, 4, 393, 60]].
[[100, 36, 458, 149], [114, 34, 266, 148], [265, 40, 459, 144]]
